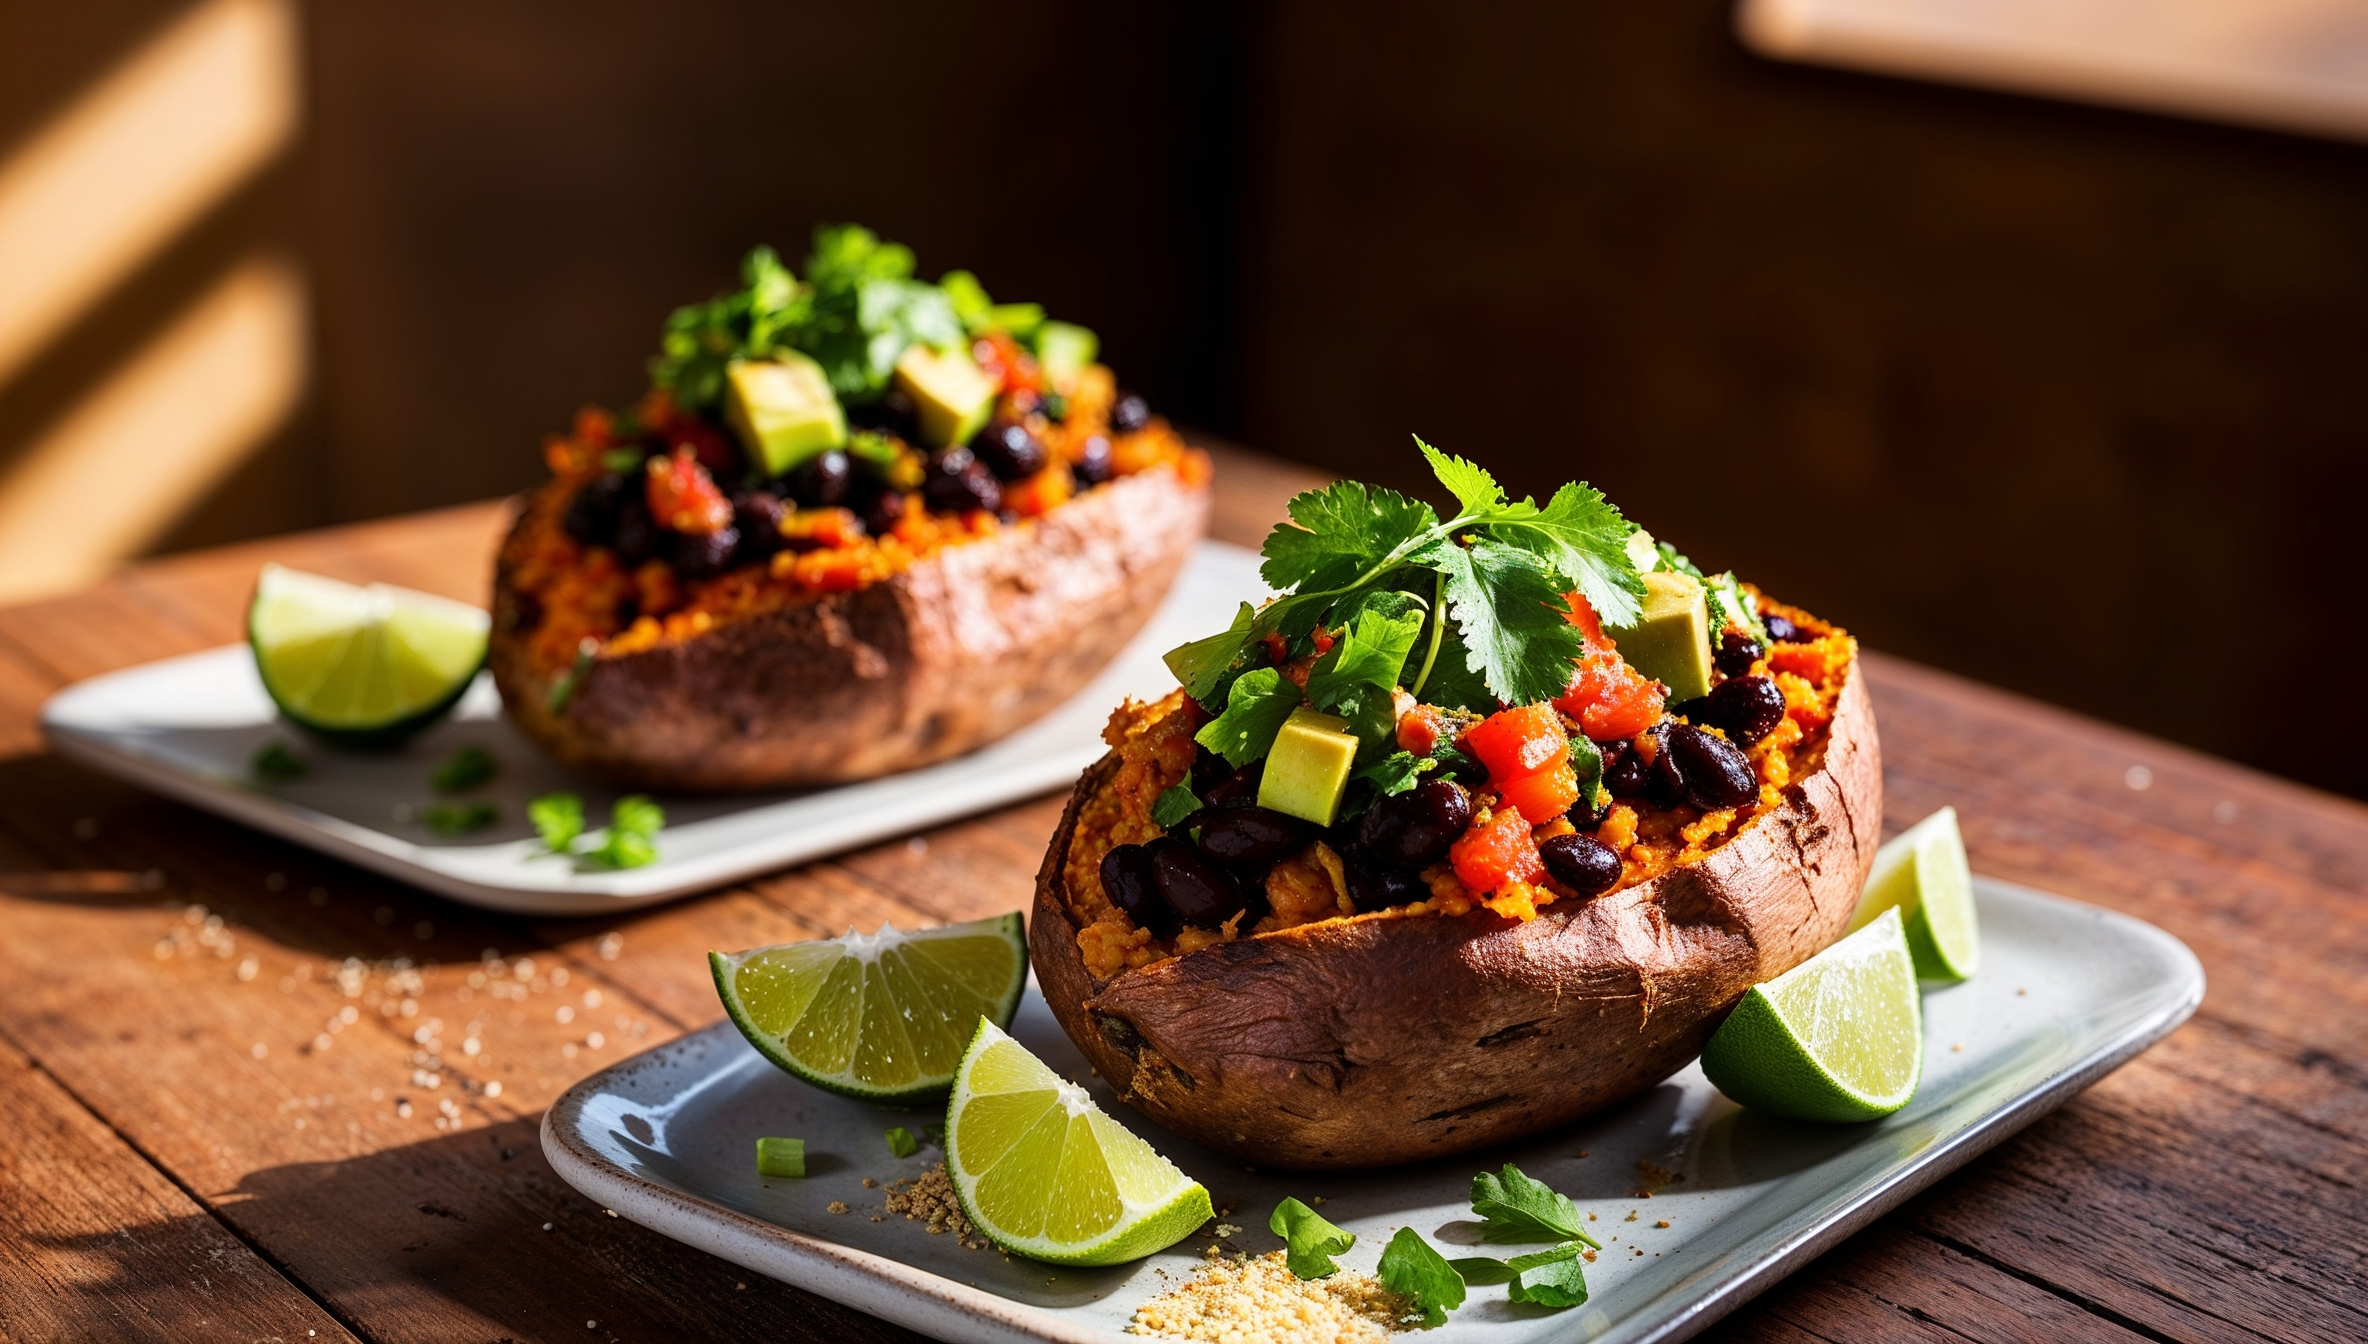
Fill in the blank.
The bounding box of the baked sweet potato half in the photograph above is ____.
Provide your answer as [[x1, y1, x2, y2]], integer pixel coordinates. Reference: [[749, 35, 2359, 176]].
[[1027, 442, 1879, 1168], [484, 226, 1211, 791], [493, 459, 1209, 790]]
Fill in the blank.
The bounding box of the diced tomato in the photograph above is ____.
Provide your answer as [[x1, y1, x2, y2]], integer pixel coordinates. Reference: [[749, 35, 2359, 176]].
[[1497, 761, 1579, 824], [1002, 464, 1073, 518], [1396, 703, 1460, 757], [1261, 632, 1290, 667], [1555, 653, 1666, 742], [1565, 591, 1607, 643], [1450, 806, 1546, 893], [1461, 703, 1569, 782], [645, 447, 733, 535], [972, 332, 1042, 394], [1310, 627, 1337, 656], [779, 507, 865, 551]]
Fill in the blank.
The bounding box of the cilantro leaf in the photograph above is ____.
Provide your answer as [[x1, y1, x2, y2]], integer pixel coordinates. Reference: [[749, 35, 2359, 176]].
[[1414, 622, 1496, 712], [1377, 1226, 1465, 1328], [1420, 538, 1586, 708], [423, 801, 497, 835], [1166, 602, 1258, 703], [1495, 481, 1645, 629], [1415, 436, 1508, 517], [1446, 1256, 1516, 1285], [1351, 751, 1434, 797], [1269, 1198, 1356, 1279], [610, 794, 665, 839], [1504, 1244, 1590, 1307], [1260, 481, 1439, 595], [884, 1125, 920, 1158], [430, 745, 497, 794], [527, 793, 585, 854], [1194, 669, 1303, 767], [1469, 1164, 1600, 1248], [1307, 608, 1423, 713], [1151, 783, 1202, 829], [586, 828, 658, 870], [252, 740, 305, 782]]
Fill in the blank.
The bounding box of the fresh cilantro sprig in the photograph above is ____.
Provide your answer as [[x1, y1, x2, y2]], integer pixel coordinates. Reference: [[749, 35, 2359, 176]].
[[1150, 783, 1203, 829], [1166, 437, 1645, 713], [527, 792, 664, 870], [1270, 1198, 1356, 1279], [1378, 1226, 1466, 1328], [1469, 1163, 1602, 1247]]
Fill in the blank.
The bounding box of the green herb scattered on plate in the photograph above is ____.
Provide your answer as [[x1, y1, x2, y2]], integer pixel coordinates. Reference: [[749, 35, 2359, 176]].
[[252, 741, 305, 782], [884, 1126, 919, 1159], [430, 745, 497, 793], [423, 801, 497, 835], [1269, 1197, 1355, 1279]]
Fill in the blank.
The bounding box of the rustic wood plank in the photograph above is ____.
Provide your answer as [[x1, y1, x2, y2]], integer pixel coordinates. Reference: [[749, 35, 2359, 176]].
[[0, 1034, 360, 1344]]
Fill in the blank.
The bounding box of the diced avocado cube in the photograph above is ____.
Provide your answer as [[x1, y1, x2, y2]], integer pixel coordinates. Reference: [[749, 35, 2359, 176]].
[[725, 354, 847, 476], [1606, 570, 1713, 703], [893, 344, 999, 449], [1034, 322, 1099, 384], [1257, 707, 1360, 827], [755, 1136, 806, 1179]]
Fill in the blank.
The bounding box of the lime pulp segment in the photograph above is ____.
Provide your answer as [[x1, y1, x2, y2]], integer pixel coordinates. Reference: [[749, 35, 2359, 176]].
[[1701, 906, 1923, 1122], [711, 913, 1027, 1105], [945, 1019, 1212, 1266], [249, 564, 489, 738], [1851, 806, 1980, 981]]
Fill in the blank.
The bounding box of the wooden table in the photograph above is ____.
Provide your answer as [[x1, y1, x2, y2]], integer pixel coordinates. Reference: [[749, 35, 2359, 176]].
[[0, 445, 2359, 1344]]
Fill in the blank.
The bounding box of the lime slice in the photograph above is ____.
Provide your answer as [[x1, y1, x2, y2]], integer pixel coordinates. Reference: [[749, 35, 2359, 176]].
[[710, 913, 1027, 1106], [1700, 907, 1923, 1122], [945, 1019, 1212, 1266], [249, 564, 489, 745], [1850, 806, 1979, 981]]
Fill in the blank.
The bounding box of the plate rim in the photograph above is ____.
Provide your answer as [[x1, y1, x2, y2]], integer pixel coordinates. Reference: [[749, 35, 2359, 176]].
[[540, 877, 2204, 1344]]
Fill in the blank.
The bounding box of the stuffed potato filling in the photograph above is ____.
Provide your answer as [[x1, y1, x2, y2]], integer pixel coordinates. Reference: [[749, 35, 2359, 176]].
[[1060, 444, 1856, 979], [500, 225, 1198, 682]]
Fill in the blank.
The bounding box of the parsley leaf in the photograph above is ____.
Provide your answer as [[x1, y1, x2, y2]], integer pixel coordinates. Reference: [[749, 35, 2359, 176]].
[[1194, 669, 1303, 767], [1377, 1226, 1465, 1328], [1419, 538, 1586, 708], [1165, 602, 1259, 703], [1469, 1164, 1600, 1248], [1269, 1198, 1356, 1279], [1151, 783, 1203, 829], [528, 793, 585, 853], [1260, 481, 1439, 595], [1504, 1244, 1590, 1308]]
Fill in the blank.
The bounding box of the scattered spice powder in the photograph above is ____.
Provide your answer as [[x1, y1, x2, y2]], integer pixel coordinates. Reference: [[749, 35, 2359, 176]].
[[883, 1163, 990, 1250], [1130, 1248, 1410, 1341]]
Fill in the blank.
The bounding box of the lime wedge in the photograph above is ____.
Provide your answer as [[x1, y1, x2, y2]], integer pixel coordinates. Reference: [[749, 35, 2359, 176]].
[[249, 564, 489, 745], [710, 913, 1027, 1106], [1851, 806, 1979, 981], [1700, 907, 1923, 1122], [945, 1019, 1212, 1265]]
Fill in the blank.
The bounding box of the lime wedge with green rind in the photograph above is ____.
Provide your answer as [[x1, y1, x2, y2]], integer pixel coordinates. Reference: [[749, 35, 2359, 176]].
[[1701, 907, 1923, 1122], [945, 1018, 1212, 1266], [1850, 806, 1979, 981], [249, 564, 488, 745], [710, 913, 1026, 1106]]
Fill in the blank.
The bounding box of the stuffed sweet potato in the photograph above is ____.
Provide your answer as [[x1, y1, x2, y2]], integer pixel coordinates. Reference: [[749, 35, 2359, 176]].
[[488, 227, 1210, 791], [1028, 443, 1878, 1169]]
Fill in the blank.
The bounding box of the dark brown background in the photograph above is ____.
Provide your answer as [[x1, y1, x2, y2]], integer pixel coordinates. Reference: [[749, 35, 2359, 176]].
[[7, 0, 2367, 798]]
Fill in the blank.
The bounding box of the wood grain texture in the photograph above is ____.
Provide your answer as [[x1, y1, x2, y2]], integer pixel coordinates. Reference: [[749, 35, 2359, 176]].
[[0, 444, 2357, 1342]]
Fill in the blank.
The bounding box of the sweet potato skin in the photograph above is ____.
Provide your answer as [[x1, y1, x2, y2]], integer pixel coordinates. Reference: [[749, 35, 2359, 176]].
[[1029, 660, 1880, 1169], [490, 462, 1210, 792]]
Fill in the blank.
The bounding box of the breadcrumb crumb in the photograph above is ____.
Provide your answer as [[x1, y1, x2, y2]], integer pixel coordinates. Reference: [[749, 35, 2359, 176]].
[[1131, 1248, 1411, 1340], [883, 1163, 990, 1251]]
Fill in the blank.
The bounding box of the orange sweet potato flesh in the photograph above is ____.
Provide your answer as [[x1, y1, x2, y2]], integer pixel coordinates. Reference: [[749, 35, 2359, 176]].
[[489, 461, 1210, 791], [1028, 656, 1881, 1170]]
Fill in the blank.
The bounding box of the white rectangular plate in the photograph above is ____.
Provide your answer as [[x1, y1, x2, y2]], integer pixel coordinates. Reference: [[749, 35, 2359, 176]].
[[39, 541, 1265, 915], [542, 878, 2202, 1344]]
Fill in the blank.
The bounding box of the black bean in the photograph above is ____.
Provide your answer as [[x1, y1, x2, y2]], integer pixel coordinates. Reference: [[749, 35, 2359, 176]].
[[846, 389, 919, 441], [563, 473, 630, 546], [1539, 833, 1623, 896], [1665, 722, 1758, 810], [782, 451, 852, 508], [1072, 434, 1114, 486], [1201, 759, 1265, 811], [732, 491, 786, 561], [1342, 847, 1426, 912], [922, 449, 1002, 514], [1603, 741, 1647, 799], [1196, 807, 1310, 870], [674, 526, 740, 579], [1641, 725, 1689, 808], [1763, 613, 1809, 643], [611, 496, 658, 566], [1101, 844, 1176, 936], [1146, 837, 1248, 926], [1355, 779, 1472, 868], [1702, 675, 1786, 747], [1715, 629, 1764, 677], [863, 488, 907, 537], [973, 423, 1048, 481], [1110, 392, 1152, 433]]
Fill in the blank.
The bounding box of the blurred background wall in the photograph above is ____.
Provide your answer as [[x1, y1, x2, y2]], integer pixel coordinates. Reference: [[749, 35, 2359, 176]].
[[3, 0, 2365, 800]]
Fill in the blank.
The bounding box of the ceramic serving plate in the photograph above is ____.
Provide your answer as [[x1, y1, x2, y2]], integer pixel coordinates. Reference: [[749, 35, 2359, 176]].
[[39, 541, 1264, 916], [543, 877, 2202, 1344]]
